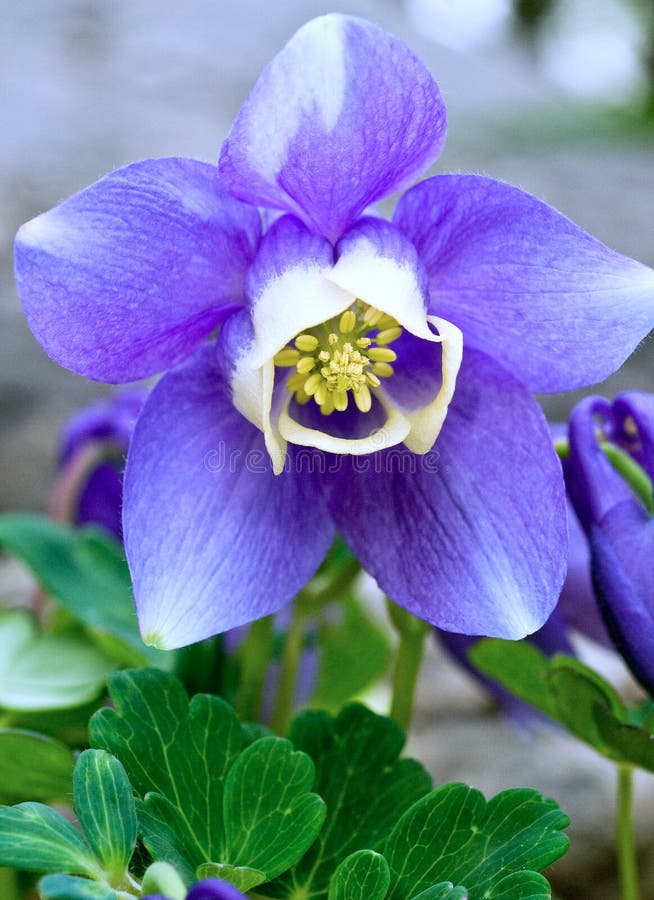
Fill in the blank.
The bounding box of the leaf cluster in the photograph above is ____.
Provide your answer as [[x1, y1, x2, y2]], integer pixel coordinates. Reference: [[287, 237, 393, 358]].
[[0, 670, 569, 899]]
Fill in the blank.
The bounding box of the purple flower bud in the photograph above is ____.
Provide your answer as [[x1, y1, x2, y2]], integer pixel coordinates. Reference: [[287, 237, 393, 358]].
[[50, 389, 146, 540], [565, 392, 654, 694]]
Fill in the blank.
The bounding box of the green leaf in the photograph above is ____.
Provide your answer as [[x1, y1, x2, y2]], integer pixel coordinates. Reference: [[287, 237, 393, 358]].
[[0, 513, 166, 667], [410, 886, 467, 900], [0, 730, 74, 801], [266, 704, 432, 898], [328, 850, 390, 900], [467, 641, 553, 716], [0, 803, 100, 876], [383, 784, 569, 899], [222, 737, 326, 877], [195, 864, 267, 892], [312, 596, 392, 713], [484, 870, 552, 899], [0, 609, 114, 711], [470, 640, 654, 771], [38, 873, 120, 900], [73, 750, 136, 878], [89, 669, 325, 885]]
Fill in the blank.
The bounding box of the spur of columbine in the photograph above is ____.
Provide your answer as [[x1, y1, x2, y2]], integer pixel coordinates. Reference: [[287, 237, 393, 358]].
[[14, 15, 654, 648]]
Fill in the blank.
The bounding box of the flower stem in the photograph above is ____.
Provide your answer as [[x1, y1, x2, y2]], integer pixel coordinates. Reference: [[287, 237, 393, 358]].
[[235, 614, 275, 722], [387, 600, 430, 733], [617, 763, 640, 900], [269, 604, 307, 735]]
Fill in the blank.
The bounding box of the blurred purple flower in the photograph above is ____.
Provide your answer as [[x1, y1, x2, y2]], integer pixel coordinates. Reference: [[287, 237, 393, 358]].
[[141, 878, 246, 900], [564, 392, 654, 694], [15, 15, 654, 649], [51, 389, 146, 539]]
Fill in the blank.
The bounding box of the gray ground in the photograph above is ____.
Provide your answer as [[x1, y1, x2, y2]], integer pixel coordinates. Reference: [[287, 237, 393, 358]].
[[1, 2, 654, 896]]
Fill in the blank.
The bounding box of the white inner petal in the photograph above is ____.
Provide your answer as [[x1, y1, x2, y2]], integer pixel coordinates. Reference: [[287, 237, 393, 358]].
[[403, 316, 464, 454], [248, 264, 354, 367], [278, 388, 411, 455], [327, 234, 436, 340]]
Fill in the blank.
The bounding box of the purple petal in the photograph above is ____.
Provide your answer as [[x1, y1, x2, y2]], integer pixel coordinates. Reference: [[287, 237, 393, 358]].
[[74, 462, 125, 539], [557, 499, 610, 646], [394, 175, 654, 392], [187, 879, 247, 900], [325, 348, 567, 638], [123, 346, 334, 649], [16, 158, 261, 382], [591, 500, 654, 694], [219, 15, 446, 242]]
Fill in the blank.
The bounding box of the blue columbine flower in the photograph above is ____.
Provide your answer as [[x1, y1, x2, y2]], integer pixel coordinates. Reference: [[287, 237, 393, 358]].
[[564, 392, 654, 694], [50, 389, 146, 539], [14, 15, 654, 648]]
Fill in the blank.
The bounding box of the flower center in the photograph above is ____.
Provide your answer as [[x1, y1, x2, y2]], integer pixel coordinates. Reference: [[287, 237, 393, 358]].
[[273, 301, 403, 415]]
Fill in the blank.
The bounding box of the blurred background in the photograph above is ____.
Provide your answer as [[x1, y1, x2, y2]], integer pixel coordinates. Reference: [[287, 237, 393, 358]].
[[1, 2, 653, 897]]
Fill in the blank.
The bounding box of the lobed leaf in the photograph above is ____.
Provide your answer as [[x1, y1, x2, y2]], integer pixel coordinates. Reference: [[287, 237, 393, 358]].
[[38, 873, 121, 900], [328, 850, 390, 900], [73, 750, 137, 879], [383, 783, 568, 899], [0, 803, 100, 876], [265, 703, 432, 898], [89, 669, 324, 886]]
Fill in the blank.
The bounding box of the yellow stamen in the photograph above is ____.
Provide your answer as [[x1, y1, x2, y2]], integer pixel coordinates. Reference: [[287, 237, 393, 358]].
[[354, 384, 372, 413], [339, 310, 357, 333], [368, 347, 397, 362], [315, 382, 328, 406], [375, 327, 402, 346], [304, 373, 323, 396], [295, 333, 319, 352], [363, 306, 384, 327], [274, 347, 301, 366], [286, 373, 306, 391], [320, 393, 335, 415], [333, 390, 348, 412], [273, 300, 405, 417], [372, 362, 394, 378], [296, 356, 316, 374]]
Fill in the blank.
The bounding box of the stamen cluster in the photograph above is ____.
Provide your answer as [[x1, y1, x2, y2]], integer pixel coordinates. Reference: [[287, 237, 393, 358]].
[[273, 302, 402, 415]]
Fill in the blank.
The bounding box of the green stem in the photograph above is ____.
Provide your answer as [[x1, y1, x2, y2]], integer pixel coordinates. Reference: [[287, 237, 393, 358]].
[[235, 614, 275, 722], [617, 764, 640, 900], [387, 601, 430, 733], [312, 554, 361, 604], [555, 438, 654, 513], [269, 604, 307, 735]]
